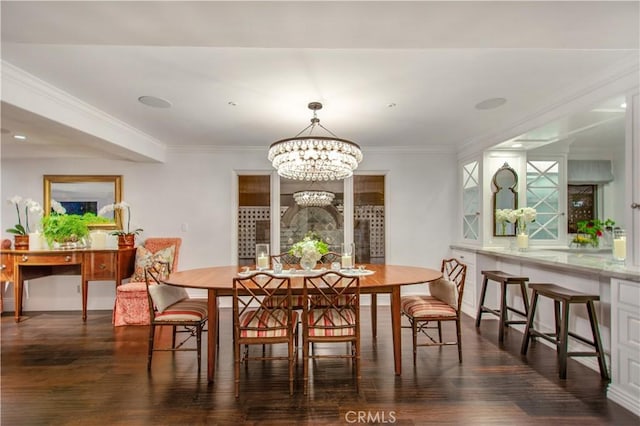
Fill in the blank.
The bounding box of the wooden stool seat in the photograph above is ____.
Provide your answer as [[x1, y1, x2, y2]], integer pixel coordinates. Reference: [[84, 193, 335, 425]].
[[475, 270, 530, 342], [521, 283, 609, 380]]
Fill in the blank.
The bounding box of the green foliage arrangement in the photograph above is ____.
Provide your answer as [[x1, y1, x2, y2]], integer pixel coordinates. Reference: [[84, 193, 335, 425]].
[[41, 213, 91, 246]]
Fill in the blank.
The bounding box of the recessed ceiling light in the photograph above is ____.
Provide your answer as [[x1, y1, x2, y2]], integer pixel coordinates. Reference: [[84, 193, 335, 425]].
[[620, 102, 627, 108], [511, 143, 523, 148], [475, 97, 507, 110], [138, 96, 172, 108], [13, 134, 27, 140]]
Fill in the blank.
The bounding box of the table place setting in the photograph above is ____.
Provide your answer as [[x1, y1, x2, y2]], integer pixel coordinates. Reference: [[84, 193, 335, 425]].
[[236, 265, 375, 278]]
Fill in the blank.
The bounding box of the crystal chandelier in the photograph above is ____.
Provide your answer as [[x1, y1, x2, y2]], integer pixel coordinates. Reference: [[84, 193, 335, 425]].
[[268, 102, 363, 181], [293, 190, 335, 207]]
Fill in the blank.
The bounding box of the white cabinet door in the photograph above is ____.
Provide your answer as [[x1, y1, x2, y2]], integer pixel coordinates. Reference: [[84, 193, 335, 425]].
[[609, 278, 640, 417], [451, 249, 476, 316]]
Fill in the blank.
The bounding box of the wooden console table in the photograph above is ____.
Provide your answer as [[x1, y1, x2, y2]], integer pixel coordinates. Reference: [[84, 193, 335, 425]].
[[1, 248, 136, 322]]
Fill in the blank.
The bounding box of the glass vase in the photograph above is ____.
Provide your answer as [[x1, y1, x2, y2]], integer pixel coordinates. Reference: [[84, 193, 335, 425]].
[[300, 256, 316, 272]]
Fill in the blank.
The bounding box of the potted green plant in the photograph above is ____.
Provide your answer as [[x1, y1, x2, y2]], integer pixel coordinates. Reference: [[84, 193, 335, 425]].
[[41, 213, 91, 249]]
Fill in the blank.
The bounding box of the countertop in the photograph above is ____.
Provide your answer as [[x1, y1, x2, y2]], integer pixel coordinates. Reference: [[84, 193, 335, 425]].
[[450, 244, 640, 283]]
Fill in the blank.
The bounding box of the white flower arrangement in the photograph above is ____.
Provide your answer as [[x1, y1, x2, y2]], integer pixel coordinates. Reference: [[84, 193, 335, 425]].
[[513, 207, 537, 233], [98, 201, 143, 236], [6, 196, 43, 235], [289, 235, 329, 264]]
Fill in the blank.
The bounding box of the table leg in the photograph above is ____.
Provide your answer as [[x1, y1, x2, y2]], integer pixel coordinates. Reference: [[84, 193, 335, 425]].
[[371, 294, 377, 339], [207, 289, 218, 383], [82, 278, 88, 322], [14, 275, 23, 323], [390, 287, 402, 375]]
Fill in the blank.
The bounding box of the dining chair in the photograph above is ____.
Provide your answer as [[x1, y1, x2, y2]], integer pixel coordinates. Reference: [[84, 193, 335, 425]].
[[144, 262, 208, 373], [270, 252, 300, 270], [319, 251, 341, 268], [302, 271, 360, 395], [401, 258, 467, 363], [233, 272, 298, 397], [113, 237, 182, 326]]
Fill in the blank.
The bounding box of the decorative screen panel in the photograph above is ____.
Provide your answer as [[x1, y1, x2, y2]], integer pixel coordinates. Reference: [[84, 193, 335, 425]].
[[526, 160, 560, 240], [462, 161, 479, 240]]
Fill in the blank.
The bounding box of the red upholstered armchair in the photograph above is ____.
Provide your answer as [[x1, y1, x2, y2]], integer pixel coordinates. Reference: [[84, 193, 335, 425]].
[[112, 238, 182, 326]]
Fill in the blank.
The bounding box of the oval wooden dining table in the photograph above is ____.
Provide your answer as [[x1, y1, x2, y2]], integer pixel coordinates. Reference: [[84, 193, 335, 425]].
[[163, 264, 442, 383]]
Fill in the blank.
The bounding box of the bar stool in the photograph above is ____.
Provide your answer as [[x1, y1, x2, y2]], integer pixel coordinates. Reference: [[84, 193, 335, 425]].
[[475, 270, 530, 342], [520, 283, 609, 380]]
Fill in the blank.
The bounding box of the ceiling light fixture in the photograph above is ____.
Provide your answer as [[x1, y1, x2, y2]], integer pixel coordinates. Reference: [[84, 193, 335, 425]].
[[475, 97, 507, 110], [138, 95, 172, 108], [268, 102, 363, 181], [293, 190, 335, 207], [13, 134, 27, 140]]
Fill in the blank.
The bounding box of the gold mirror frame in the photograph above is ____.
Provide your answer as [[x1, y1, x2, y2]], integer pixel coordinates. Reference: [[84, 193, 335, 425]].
[[492, 163, 518, 237], [43, 175, 123, 230]]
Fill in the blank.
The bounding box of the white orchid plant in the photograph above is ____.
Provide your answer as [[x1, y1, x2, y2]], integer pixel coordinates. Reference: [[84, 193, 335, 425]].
[[98, 201, 143, 236], [6, 196, 43, 236]]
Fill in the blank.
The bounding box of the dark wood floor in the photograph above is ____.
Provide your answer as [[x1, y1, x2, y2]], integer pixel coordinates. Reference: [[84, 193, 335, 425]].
[[2, 308, 637, 425]]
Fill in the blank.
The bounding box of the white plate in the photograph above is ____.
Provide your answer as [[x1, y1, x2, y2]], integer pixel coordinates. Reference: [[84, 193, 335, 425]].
[[340, 269, 375, 276]]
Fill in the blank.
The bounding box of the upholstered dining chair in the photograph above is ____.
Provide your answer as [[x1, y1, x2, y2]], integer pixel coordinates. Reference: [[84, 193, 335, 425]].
[[401, 258, 467, 363], [302, 271, 360, 395], [233, 272, 298, 397], [113, 237, 182, 326], [145, 263, 208, 372]]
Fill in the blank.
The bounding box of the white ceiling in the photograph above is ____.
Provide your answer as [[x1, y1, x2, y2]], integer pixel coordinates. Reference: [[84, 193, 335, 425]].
[[1, 1, 638, 161]]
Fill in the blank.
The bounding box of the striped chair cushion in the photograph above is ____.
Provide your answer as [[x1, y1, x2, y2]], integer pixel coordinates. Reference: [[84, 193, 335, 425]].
[[307, 308, 356, 337], [262, 295, 307, 309], [309, 294, 353, 307], [155, 298, 208, 322], [401, 295, 457, 319], [239, 308, 298, 338]]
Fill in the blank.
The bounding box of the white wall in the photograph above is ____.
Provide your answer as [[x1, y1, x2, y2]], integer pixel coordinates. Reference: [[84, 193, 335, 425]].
[[1, 148, 457, 311]]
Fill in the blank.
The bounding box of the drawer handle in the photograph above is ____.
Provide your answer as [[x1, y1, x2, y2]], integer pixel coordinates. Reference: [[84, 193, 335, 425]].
[[21, 255, 28, 262], [65, 256, 72, 262], [1, 264, 5, 270], [99, 263, 107, 270]]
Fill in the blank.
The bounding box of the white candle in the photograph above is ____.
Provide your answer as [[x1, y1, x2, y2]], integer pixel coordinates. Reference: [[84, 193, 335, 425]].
[[257, 254, 269, 269], [341, 254, 353, 269], [613, 237, 626, 260], [90, 231, 106, 249], [517, 234, 529, 250], [28, 232, 42, 250]]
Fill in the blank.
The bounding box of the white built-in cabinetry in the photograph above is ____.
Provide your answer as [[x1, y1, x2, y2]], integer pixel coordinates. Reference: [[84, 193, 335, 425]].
[[609, 278, 640, 415], [451, 249, 477, 317]]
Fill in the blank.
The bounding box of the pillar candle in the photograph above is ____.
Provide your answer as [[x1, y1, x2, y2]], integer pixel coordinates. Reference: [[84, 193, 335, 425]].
[[341, 254, 353, 269], [613, 237, 626, 260], [91, 231, 107, 249], [257, 254, 269, 269], [516, 234, 529, 250]]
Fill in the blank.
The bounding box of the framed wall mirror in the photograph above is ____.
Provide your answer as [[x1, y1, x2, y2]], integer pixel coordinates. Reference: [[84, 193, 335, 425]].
[[492, 163, 518, 236], [43, 175, 123, 230]]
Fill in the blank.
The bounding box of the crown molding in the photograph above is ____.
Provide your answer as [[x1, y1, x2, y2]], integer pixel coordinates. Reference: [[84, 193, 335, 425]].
[[458, 54, 640, 160], [1, 61, 166, 162]]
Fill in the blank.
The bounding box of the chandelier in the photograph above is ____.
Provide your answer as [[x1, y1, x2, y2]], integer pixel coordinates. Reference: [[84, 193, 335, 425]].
[[268, 102, 363, 181], [293, 190, 335, 207]]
